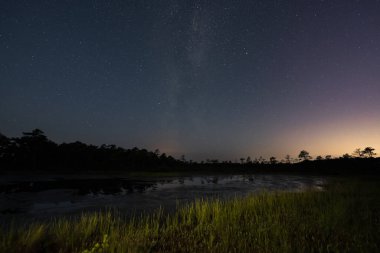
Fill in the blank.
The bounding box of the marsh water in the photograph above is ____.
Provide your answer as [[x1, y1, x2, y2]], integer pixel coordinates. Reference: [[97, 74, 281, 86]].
[[0, 174, 326, 222]]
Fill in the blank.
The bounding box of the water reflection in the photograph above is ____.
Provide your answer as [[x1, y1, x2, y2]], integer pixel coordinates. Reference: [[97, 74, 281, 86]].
[[0, 178, 156, 195], [0, 174, 326, 222]]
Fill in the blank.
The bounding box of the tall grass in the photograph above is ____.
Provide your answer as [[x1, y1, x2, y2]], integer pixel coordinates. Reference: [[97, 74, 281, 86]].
[[1, 179, 379, 253]]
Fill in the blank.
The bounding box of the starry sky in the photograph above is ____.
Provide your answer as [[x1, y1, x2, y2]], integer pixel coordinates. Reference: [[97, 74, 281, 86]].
[[1, 0, 380, 161]]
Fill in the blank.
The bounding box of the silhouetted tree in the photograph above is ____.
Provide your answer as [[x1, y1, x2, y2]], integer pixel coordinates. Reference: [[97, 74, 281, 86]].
[[342, 153, 351, 159], [0, 133, 10, 157], [269, 156, 277, 164], [16, 129, 58, 169], [352, 148, 363, 158], [285, 155, 291, 164], [325, 155, 332, 160], [246, 156, 252, 164], [23, 129, 47, 139], [298, 150, 311, 161], [0, 133, 15, 165], [316, 155, 323, 161], [258, 156, 265, 164], [362, 147, 376, 158]]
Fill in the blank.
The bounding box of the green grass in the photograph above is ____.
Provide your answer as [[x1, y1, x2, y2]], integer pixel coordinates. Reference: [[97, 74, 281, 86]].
[[1, 179, 379, 253]]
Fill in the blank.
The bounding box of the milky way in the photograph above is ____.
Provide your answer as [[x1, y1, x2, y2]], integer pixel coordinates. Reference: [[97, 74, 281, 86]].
[[1, 1, 379, 160]]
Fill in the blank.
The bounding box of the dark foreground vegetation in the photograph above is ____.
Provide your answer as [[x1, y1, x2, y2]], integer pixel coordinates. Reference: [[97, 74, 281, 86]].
[[0, 129, 379, 175], [1, 178, 379, 253]]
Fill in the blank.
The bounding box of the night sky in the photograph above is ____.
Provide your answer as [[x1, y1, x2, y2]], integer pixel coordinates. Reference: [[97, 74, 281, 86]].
[[1, 1, 380, 161]]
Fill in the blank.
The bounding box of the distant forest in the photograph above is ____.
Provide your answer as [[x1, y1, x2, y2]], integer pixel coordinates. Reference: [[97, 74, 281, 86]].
[[0, 129, 379, 174], [0, 129, 180, 171]]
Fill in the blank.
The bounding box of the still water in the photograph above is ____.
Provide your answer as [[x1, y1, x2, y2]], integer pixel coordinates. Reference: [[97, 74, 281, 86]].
[[0, 174, 325, 221]]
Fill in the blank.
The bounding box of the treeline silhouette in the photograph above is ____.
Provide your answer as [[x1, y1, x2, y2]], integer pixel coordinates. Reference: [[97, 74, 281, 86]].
[[0, 129, 180, 171], [0, 129, 379, 175]]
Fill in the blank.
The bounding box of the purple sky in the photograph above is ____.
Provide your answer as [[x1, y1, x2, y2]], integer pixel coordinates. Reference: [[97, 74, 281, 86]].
[[1, 1, 379, 161]]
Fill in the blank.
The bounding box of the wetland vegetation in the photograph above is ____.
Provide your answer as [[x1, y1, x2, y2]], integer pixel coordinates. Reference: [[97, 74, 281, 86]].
[[1, 178, 379, 253]]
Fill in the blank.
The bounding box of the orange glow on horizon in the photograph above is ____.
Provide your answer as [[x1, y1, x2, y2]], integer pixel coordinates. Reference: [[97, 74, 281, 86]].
[[277, 116, 380, 159]]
